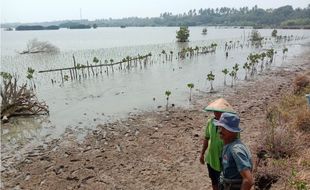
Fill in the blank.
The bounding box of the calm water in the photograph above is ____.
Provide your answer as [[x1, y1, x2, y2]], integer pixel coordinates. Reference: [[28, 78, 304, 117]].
[[1, 27, 310, 148]]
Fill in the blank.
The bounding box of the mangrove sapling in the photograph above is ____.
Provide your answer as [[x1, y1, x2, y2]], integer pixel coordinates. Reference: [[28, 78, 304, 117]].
[[243, 62, 251, 80], [187, 83, 194, 101], [63, 75, 69, 81], [282, 47, 288, 60], [267, 49, 275, 65], [1, 72, 49, 122], [26, 67, 36, 90], [229, 70, 236, 87], [260, 52, 266, 72], [165, 90, 171, 111], [207, 71, 215, 92], [169, 51, 173, 61], [210, 43, 217, 53], [248, 53, 260, 77], [161, 50, 167, 62], [222, 68, 229, 85]]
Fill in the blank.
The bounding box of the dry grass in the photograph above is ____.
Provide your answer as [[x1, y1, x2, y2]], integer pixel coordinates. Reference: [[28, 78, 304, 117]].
[[254, 72, 310, 190], [293, 72, 310, 94]]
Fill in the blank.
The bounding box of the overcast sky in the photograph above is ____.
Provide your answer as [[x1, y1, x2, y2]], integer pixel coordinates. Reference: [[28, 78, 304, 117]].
[[1, 0, 309, 23]]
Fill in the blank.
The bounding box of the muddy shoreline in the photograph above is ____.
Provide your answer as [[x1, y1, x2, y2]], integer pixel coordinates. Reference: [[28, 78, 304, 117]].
[[1, 50, 310, 189]]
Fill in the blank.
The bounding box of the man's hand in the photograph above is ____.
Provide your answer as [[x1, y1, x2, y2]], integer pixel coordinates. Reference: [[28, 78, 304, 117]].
[[240, 169, 254, 190]]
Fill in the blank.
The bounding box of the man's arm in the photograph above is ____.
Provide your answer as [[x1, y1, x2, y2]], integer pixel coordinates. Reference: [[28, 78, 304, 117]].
[[200, 138, 208, 164], [240, 169, 254, 190]]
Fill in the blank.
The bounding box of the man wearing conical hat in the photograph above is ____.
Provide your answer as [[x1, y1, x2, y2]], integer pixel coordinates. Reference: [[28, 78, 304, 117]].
[[200, 98, 235, 190]]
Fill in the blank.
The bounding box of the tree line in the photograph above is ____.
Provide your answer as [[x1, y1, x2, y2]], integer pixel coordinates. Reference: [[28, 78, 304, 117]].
[[2, 5, 310, 29], [66, 5, 310, 28]]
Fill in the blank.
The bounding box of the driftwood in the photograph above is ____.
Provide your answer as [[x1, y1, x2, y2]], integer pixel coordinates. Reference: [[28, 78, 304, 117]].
[[19, 38, 59, 54], [1, 77, 49, 122]]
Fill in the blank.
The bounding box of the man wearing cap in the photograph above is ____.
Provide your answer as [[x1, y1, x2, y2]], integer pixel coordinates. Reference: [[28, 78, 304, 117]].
[[200, 98, 236, 190], [215, 112, 254, 190]]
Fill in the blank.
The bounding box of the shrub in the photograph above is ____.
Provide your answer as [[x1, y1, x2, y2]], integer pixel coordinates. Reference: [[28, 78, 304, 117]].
[[293, 74, 310, 94], [295, 108, 310, 132]]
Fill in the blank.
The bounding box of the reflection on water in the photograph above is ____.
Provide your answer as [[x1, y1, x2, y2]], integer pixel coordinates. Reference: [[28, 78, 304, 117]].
[[1, 27, 310, 149], [1, 117, 46, 144]]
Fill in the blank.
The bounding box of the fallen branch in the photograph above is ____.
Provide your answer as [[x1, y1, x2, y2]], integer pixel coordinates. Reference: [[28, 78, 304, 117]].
[[1, 76, 49, 122]]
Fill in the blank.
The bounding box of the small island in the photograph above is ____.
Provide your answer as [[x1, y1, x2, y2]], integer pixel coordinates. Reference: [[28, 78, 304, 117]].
[[15, 25, 60, 31]]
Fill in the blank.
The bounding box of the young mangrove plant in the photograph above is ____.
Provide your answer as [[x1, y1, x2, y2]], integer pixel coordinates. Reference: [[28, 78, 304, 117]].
[[243, 62, 251, 80], [26, 67, 36, 89], [260, 52, 266, 71], [207, 71, 215, 92], [187, 83, 194, 101], [165, 90, 171, 111], [222, 68, 229, 85], [229, 70, 237, 87], [267, 48, 275, 64], [282, 47, 288, 60]]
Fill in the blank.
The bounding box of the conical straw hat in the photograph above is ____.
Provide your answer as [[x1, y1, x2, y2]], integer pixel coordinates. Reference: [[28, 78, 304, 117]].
[[203, 98, 236, 113]]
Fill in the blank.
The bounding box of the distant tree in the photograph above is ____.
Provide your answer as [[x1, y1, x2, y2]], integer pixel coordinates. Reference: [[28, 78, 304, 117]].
[[176, 26, 190, 42], [202, 28, 207, 35], [93, 24, 98, 29], [250, 30, 263, 47], [271, 29, 278, 37]]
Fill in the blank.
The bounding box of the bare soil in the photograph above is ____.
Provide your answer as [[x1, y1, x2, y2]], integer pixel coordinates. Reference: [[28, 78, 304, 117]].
[[1, 52, 310, 190]]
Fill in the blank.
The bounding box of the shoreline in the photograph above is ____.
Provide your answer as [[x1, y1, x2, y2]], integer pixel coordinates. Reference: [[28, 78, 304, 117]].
[[1, 48, 310, 189]]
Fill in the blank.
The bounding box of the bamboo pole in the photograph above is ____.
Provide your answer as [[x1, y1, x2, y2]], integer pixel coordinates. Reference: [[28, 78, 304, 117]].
[[73, 55, 78, 79], [39, 54, 151, 74], [69, 69, 73, 80], [60, 70, 64, 83]]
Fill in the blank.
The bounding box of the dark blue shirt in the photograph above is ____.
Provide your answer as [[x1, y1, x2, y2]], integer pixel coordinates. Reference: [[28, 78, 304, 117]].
[[222, 139, 253, 180]]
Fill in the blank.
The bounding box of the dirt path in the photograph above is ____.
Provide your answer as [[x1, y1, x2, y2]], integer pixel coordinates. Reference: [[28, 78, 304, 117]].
[[1, 51, 310, 190]]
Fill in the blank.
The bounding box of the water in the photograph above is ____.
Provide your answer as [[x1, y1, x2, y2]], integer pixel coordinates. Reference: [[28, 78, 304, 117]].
[[1, 27, 310, 148]]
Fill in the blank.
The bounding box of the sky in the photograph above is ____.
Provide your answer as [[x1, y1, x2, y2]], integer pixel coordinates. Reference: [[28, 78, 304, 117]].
[[1, 0, 309, 23]]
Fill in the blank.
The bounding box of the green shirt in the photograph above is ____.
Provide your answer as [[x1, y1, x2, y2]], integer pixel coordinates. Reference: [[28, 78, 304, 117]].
[[204, 118, 224, 172]]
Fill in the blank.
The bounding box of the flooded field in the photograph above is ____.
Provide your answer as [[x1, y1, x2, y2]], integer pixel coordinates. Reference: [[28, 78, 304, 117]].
[[1, 27, 310, 152]]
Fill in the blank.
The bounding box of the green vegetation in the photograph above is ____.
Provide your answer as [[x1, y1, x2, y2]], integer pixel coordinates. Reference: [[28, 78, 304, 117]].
[[272, 29, 278, 37], [176, 26, 190, 42], [207, 71, 215, 92], [202, 28, 207, 35], [15, 25, 59, 31], [187, 83, 194, 101], [165, 90, 171, 111], [222, 68, 229, 85], [5, 5, 308, 28]]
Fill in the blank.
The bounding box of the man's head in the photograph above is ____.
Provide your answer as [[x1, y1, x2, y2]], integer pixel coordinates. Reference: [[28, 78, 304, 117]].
[[215, 113, 241, 142]]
